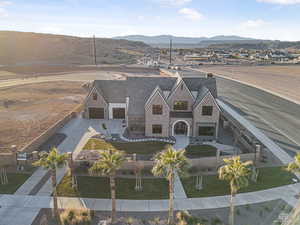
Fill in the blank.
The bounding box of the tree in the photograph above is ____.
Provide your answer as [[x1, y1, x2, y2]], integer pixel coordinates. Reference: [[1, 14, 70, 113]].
[[152, 145, 190, 225], [89, 150, 125, 224], [218, 156, 252, 225], [287, 153, 300, 174], [0, 163, 9, 185], [33, 148, 69, 217]]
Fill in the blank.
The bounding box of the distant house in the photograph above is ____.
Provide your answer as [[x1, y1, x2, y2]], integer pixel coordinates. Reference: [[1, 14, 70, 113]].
[[183, 54, 212, 62], [84, 76, 220, 140]]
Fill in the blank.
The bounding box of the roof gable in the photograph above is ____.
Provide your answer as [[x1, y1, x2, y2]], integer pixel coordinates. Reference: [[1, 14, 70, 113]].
[[167, 78, 195, 102], [145, 86, 170, 110], [84, 85, 108, 105], [193, 89, 220, 111]]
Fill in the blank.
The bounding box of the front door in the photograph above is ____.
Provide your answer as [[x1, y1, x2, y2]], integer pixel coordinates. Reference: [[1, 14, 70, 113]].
[[112, 108, 125, 119], [174, 121, 188, 135]]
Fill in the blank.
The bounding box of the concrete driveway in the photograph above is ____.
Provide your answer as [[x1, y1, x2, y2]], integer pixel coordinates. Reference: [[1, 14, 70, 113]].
[[16, 118, 126, 196]]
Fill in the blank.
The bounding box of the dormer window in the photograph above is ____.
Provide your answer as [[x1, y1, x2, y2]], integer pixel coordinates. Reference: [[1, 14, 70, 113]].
[[174, 101, 188, 110], [152, 105, 163, 115], [92, 92, 98, 101]]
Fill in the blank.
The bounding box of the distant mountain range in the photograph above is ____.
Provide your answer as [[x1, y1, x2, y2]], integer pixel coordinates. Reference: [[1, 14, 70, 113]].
[[113, 35, 258, 47]]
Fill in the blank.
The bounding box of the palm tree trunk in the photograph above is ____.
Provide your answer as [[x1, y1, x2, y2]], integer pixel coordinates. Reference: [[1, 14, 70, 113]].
[[51, 169, 58, 218], [168, 172, 174, 225], [229, 192, 235, 225], [110, 175, 117, 224]]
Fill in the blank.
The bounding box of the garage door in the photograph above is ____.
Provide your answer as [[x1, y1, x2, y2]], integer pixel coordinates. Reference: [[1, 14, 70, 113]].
[[89, 108, 104, 119], [113, 108, 125, 119]]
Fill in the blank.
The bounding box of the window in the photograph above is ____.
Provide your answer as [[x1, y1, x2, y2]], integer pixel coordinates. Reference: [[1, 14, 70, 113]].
[[202, 106, 213, 116], [152, 105, 163, 115], [152, 124, 162, 134], [92, 92, 98, 100], [174, 101, 188, 110], [198, 126, 215, 136]]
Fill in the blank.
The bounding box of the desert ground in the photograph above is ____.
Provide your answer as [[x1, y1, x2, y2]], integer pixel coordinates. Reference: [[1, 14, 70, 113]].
[[198, 65, 300, 104], [0, 81, 87, 152], [0, 65, 164, 153]]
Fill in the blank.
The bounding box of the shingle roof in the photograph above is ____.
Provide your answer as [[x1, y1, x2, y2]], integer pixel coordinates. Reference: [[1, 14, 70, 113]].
[[92, 76, 218, 116], [182, 77, 217, 98], [126, 77, 176, 115], [193, 86, 209, 109], [94, 80, 127, 103]]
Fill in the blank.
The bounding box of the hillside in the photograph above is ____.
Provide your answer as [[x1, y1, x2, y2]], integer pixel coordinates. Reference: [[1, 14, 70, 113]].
[[113, 34, 256, 47], [0, 31, 152, 65], [208, 40, 300, 50]]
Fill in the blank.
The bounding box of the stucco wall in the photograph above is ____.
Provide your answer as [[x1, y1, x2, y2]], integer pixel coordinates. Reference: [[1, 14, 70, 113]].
[[84, 88, 108, 119], [145, 92, 170, 137], [193, 93, 220, 138]]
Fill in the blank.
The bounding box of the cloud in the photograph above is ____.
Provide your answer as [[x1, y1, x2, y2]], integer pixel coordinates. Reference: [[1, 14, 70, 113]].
[[0, 1, 11, 17], [257, 0, 300, 4], [178, 8, 203, 21], [0, 8, 7, 17], [155, 0, 192, 6], [0, 1, 11, 7], [241, 19, 267, 28]]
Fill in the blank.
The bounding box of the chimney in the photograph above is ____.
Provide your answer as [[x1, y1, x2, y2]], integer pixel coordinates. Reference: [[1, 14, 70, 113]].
[[207, 73, 214, 78]]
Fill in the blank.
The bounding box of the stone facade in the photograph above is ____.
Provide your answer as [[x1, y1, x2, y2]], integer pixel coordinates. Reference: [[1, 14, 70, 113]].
[[193, 92, 220, 140], [167, 81, 194, 112], [85, 77, 220, 139], [84, 87, 108, 119], [145, 90, 170, 137]]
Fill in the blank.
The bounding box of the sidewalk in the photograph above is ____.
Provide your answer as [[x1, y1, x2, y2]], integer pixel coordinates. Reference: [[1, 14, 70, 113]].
[[15, 118, 99, 195], [1, 183, 300, 212], [173, 135, 189, 199]]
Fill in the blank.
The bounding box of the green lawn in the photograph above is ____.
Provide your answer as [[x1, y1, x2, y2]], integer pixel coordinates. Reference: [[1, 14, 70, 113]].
[[57, 175, 169, 199], [185, 145, 217, 158], [83, 138, 168, 155], [181, 167, 297, 198], [0, 173, 31, 194]]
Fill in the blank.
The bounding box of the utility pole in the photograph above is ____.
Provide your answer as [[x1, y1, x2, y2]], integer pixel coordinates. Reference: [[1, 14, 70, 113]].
[[93, 35, 97, 66], [169, 37, 172, 65]]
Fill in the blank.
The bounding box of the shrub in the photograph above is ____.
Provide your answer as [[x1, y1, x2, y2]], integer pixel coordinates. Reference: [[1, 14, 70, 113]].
[[59, 209, 93, 225]]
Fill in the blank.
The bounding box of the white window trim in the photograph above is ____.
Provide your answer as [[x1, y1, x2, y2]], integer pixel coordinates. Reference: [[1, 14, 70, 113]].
[[109, 103, 126, 119]]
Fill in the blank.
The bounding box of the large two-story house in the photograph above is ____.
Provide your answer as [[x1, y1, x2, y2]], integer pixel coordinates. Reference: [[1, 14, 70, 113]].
[[83, 75, 220, 140]]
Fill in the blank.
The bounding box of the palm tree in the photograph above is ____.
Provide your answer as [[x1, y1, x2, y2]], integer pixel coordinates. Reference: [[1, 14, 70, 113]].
[[89, 150, 125, 224], [218, 156, 252, 225], [33, 148, 69, 217], [152, 145, 190, 225], [287, 153, 300, 174]]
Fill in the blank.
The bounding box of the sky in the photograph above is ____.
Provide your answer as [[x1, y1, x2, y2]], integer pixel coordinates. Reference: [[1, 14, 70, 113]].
[[0, 0, 300, 41]]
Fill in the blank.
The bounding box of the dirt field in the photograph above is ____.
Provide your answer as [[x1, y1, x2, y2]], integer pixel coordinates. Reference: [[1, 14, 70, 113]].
[[0, 81, 86, 152], [199, 65, 300, 103]]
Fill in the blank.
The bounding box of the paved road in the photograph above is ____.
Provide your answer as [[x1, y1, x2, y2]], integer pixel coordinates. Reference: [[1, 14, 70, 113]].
[[217, 77, 300, 156], [0, 71, 127, 88]]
